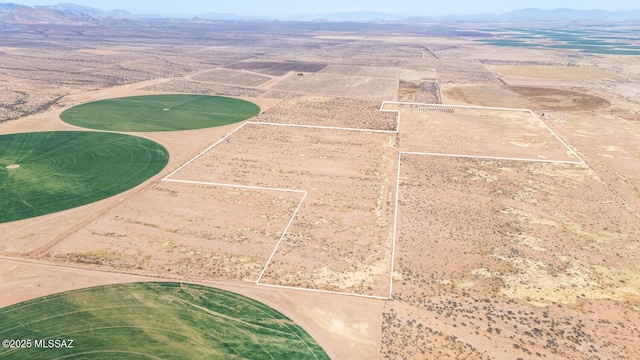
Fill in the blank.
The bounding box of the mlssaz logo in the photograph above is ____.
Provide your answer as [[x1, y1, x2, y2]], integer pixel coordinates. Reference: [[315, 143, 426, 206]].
[[34, 339, 74, 349]]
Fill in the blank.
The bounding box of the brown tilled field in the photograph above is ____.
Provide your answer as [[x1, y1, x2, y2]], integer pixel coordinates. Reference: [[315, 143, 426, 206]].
[[319, 65, 400, 79], [225, 61, 328, 76], [189, 69, 272, 87], [268, 71, 398, 101], [1, 19, 639, 360]]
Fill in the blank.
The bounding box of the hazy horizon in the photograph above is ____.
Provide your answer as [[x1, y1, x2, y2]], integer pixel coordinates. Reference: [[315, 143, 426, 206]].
[[5, 0, 640, 17]]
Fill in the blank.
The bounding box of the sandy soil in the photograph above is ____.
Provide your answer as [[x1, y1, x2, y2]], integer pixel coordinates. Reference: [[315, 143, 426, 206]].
[[383, 155, 640, 358], [254, 95, 397, 130], [442, 85, 612, 111], [159, 124, 397, 296], [389, 104, 580, 162], [488, 65, 618, 81], [46, 182, 303, 281]]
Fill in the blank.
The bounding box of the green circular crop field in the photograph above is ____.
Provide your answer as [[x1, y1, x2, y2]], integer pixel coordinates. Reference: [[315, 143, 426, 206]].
[[0, 131, 168, 223], [60, 94, 261, 132], [0, 282, 330, 359]]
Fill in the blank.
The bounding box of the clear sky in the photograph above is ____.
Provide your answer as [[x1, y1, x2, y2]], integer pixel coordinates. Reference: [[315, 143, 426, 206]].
[[7, 0, 639, 17]]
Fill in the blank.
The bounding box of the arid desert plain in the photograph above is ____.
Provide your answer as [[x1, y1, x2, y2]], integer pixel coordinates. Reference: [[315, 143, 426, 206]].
[[1, 19, 639, 359]]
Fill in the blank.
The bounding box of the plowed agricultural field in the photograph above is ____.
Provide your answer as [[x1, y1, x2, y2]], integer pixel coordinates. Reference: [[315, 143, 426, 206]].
[[225, 61, 327, 76]]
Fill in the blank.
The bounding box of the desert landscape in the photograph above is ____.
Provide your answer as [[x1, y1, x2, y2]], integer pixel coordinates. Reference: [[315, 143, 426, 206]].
[[0, 8, 639, 359]]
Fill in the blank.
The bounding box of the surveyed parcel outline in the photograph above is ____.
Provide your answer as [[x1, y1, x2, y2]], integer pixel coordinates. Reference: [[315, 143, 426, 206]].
[[162, 101, 586, 300]]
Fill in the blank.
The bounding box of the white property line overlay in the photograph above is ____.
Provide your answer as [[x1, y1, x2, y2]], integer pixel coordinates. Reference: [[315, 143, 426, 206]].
[[388, 151, 402, 299], [401, 151, 584, 165], [255, 121, 397, 134], [162, 121, 396, 301], [162, 122, 250, 181], [162, 119, 398, 183], [382, 101, 587, 299], [255, 190, 307, 284], [380, 101, 586, 165], [162, 100, 586, 301], [388, 149, 588, 299]]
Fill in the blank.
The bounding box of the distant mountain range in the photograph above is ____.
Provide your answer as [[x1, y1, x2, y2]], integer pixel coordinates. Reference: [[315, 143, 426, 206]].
[[1, 3, 639, 25], [499, 8, 640, 21], [281, 11, 409, 22], [39, 3, 134, 19], [0, 3, 135, 25]]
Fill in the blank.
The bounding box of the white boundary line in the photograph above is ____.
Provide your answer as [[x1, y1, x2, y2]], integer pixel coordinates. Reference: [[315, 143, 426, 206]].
[[382, 101, 587, 300], [255, 190, 307, 284], [163, 179, 374, 298], [380, 101, 585, 165], [163, 179, 386, 300], [388, 151, 402, 299], [401, 151, 584, 165], [382, 100, 532, 113], [162, 100, 586, 301], [257, 283, 389, 300], [162, 122, 250, 180], [379, 101, 401, 131], [164, 119, 399, 182], [387, 150, 588, 299], [253, 121, 397, 134], [162, 121, 396, 300], [163, 178, 305, 195], [527, 110, 585, 164]]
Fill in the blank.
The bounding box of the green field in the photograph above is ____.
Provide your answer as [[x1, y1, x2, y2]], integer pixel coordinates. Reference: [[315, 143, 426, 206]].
[[0, 282, 329, 359], [0, 131, 168, 223], [478, 39, 540, 47], [60, 94, 261, 132], [476, 28, 640, 56]]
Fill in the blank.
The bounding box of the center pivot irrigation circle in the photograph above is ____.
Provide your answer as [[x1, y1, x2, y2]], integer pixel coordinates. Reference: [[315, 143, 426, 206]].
[[0, 282, 330, 359], [0, 131, 169, 224], [60, 94, 261, 132]]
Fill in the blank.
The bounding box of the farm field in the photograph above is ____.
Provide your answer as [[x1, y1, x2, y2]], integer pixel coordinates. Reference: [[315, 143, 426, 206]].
[[398, 69, 440, 102], [319, 65, 400, 78], [0, 282, 329, 359], [189, 69, 272, 87], [224, 61, 328, 76], [473, 28, 640, 55], [0, 131, 168, 223], [0, 17, 639, 360], [269, 72, 398, 101], [60, 94, 260, 132]]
